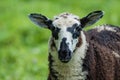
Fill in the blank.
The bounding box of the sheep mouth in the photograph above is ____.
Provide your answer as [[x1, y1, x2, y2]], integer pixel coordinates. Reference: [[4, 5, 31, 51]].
[[59, 58, 71, 63]]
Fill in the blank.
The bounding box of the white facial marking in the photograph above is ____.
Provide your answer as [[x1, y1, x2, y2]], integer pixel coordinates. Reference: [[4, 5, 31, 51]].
[[55, 27, 74, 51]]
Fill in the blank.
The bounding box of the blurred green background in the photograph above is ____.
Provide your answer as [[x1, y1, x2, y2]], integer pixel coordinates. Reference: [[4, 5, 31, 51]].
[[0, 0, 120, 80]]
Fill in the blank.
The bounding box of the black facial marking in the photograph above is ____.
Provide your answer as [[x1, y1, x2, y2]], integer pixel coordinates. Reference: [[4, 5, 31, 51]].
[[52, 27, 61, 40], [58, 38, 72, 63], [67, 23, 82, 39], [59, 38, 68, 52]]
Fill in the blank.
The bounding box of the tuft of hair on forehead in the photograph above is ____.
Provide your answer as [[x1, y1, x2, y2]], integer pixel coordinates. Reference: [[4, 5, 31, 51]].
[[54, 12, 80, 20]]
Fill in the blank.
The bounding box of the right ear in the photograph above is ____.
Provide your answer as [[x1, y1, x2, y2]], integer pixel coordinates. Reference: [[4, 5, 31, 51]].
[[80, 11, 104, 28], [29, 13, 53, 29]]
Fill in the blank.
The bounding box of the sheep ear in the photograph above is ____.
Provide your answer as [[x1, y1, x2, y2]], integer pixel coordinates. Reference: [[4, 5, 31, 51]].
[[29, 13, 52, 29], [80, 11, 104, 28]]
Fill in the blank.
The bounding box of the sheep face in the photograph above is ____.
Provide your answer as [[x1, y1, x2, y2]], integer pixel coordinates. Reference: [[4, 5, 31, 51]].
[[51, 13, 82, 63], [29, 11, 104, 63]]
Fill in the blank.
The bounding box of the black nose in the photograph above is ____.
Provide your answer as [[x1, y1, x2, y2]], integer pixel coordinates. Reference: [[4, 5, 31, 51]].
[[58, 49, 72, 63]]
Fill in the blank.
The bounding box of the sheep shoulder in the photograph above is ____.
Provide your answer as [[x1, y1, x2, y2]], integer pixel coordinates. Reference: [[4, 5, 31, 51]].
[[83, 24, 120, 80]]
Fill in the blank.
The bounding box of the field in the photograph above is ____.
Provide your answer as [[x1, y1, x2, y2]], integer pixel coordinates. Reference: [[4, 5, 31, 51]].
[[0, 0, 120, 80]]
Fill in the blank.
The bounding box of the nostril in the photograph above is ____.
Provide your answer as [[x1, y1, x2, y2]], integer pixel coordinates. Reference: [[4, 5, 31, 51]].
[[68, 51, 71, 57]]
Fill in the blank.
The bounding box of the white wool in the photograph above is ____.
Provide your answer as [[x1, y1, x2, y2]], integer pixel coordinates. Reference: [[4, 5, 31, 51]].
[[95, 25, 116, 32], [112, 51, 120, 58], [54, 12, 80, 20]]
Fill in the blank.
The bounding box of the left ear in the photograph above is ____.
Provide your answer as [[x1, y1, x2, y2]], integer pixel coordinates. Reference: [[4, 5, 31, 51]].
[[80, 11, 104, 28], [29, 13, 53, 29]]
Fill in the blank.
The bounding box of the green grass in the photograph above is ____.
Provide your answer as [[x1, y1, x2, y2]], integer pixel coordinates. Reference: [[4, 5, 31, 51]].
[[0, 0, 120, 80]]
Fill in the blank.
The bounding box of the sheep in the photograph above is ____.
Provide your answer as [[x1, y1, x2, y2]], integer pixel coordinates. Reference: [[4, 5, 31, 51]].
[[29, 11, 120, 80]]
